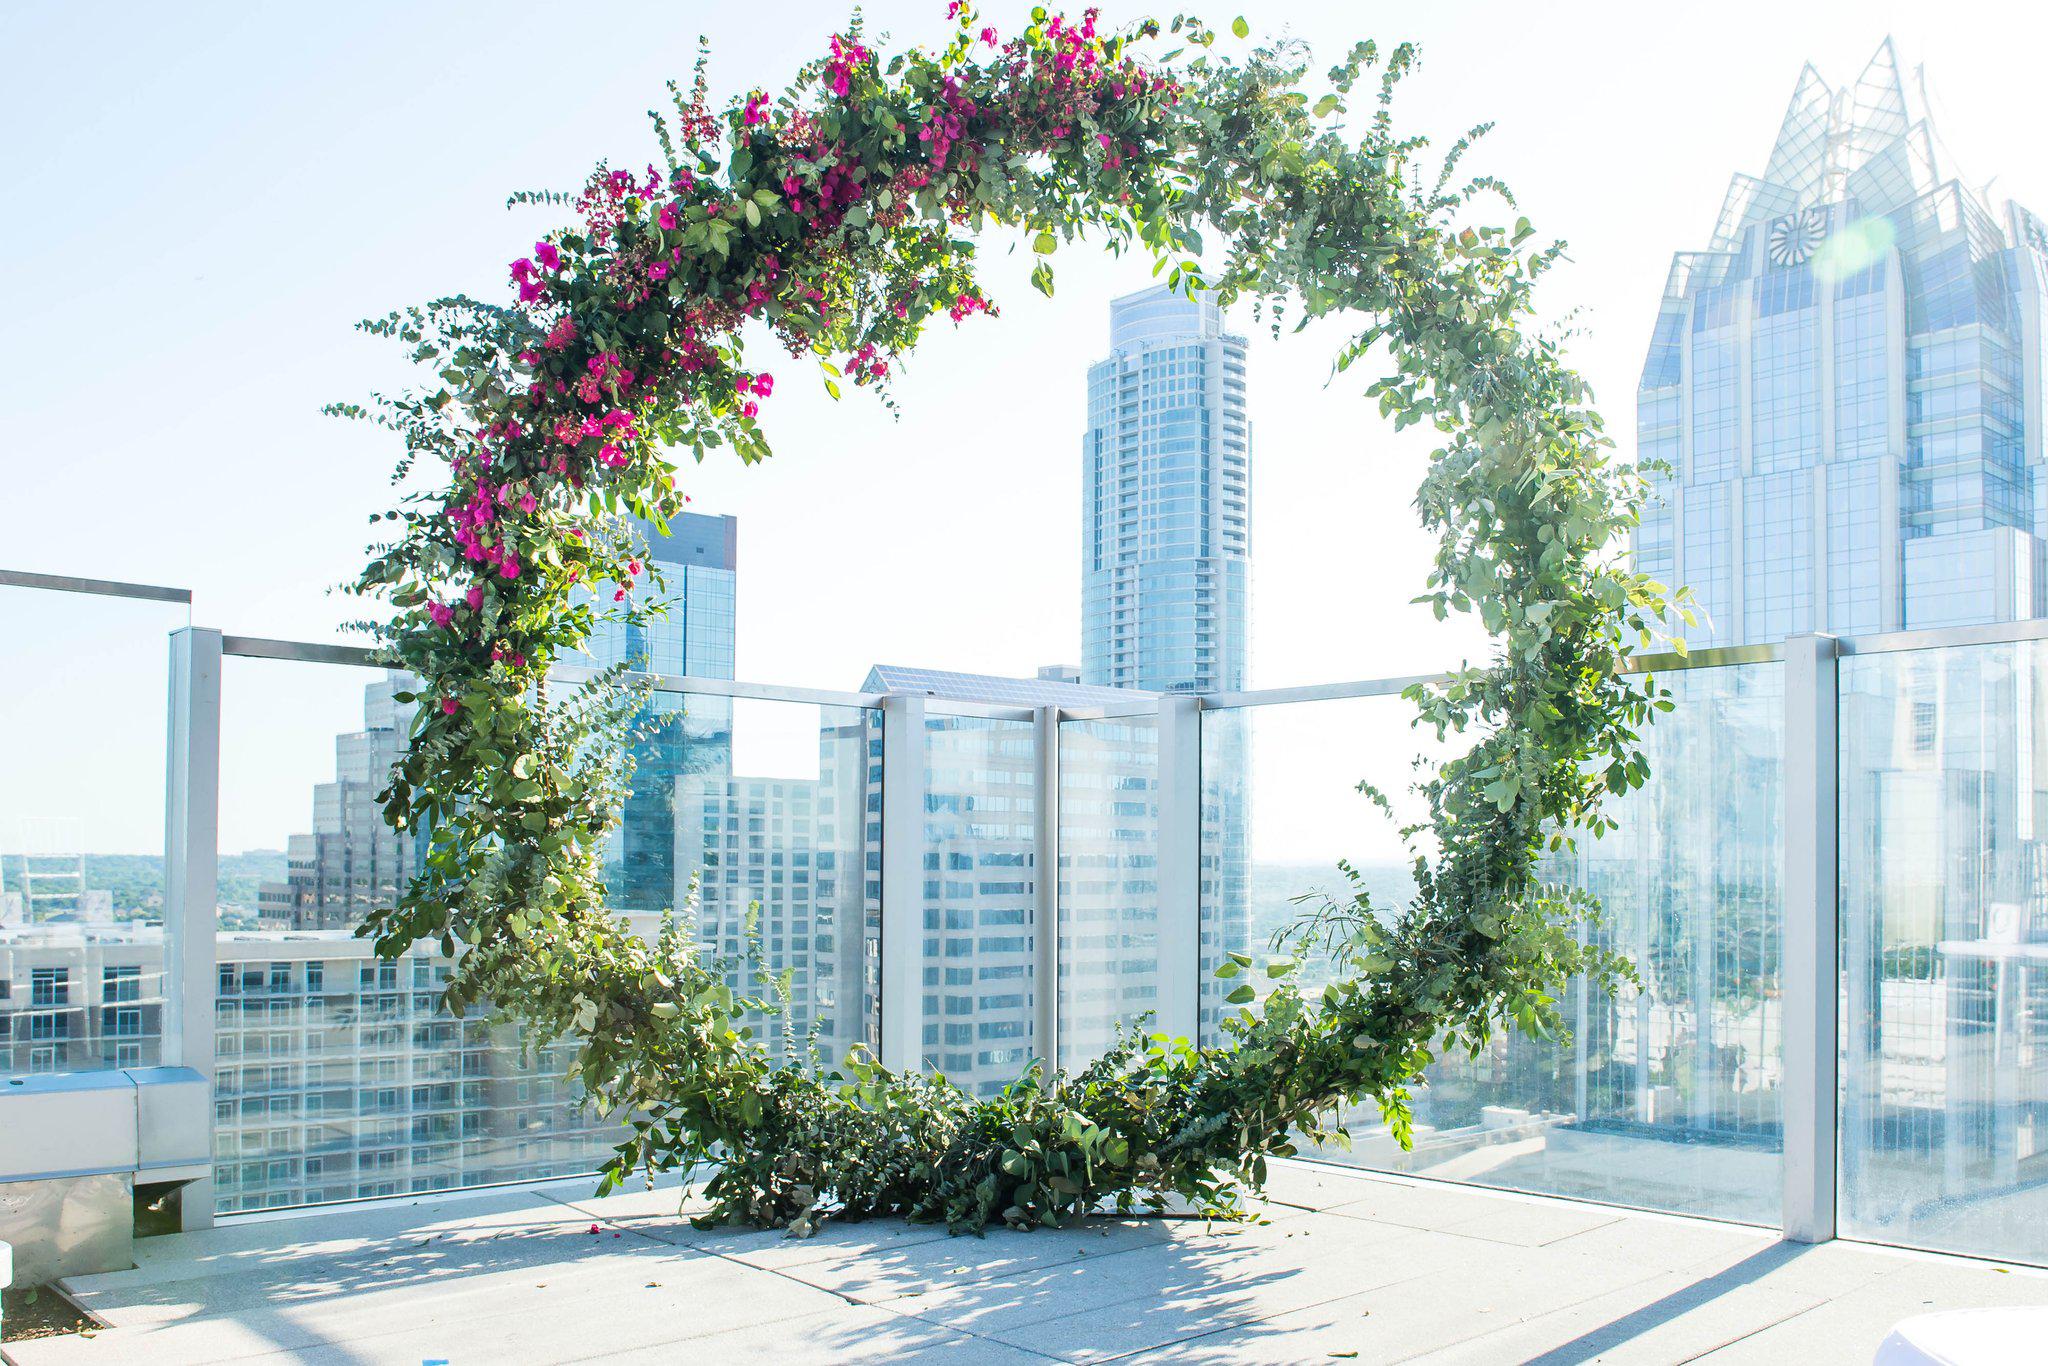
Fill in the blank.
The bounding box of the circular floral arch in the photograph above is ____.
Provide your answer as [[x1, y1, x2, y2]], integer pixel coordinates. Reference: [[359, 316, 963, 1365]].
[[346, 6, 1678, 1233]]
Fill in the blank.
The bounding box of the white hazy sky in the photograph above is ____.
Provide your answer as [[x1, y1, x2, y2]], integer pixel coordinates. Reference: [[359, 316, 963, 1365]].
[[2, 0, 2041, 862]]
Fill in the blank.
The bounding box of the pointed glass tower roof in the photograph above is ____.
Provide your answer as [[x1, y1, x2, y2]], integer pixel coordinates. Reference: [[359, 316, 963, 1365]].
[[1700, 37, 1972, 252]]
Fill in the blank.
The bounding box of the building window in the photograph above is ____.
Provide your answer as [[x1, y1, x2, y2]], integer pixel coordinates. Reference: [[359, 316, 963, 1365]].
[[1912, 700, 1937, 754], [103, 965, 140, 1003], [30, 967, 68, 1008]]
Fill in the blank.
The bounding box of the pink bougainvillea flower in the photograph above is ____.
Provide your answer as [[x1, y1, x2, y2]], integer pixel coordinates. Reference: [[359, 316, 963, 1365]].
[[658, 204, 679, 231], [465, 585, 484, 610], [440, 698, 459, 715]]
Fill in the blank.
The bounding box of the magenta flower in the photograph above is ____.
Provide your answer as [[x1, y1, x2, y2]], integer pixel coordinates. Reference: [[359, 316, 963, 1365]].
[[440, 698, 459, 715], [534, 241, 562, 271], [465, 585, 484, 610], [658, 204, 679, 231]]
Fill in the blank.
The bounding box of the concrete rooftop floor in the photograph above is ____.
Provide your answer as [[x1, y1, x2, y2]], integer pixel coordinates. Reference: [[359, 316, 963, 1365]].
[[5, 1159, 2045, 1365]]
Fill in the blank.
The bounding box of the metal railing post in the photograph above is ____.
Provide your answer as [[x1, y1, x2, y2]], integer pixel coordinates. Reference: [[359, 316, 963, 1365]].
[[165, 626, 221, 1230], [1033, 706, 1062, 1069], [1782, 632, 1839, 1243], [1154, 695, 1202, 1043], [878, 694, 927, 1073]]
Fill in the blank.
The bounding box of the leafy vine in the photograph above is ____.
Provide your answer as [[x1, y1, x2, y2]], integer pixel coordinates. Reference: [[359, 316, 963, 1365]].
[[343, 4, 1681, 1234]]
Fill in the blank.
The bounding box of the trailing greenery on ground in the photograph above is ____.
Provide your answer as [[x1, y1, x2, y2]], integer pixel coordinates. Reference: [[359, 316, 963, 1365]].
[[342, 5, 1685, 1235]]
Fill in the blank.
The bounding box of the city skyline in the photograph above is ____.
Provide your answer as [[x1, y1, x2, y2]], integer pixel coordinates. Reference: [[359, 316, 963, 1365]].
[[20, 3, 2044, 870], [5, 18, 2047, 1264]]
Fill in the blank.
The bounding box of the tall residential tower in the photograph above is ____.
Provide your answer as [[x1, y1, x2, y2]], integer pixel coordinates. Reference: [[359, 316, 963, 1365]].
[[1082, 287, 1251, 693]]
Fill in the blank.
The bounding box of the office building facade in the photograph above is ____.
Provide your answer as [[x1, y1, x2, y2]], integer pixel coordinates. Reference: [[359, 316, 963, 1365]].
[[1637, 38, 2048, 644]]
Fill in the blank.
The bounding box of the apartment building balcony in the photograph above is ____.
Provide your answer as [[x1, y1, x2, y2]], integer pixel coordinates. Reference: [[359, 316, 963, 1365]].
[[5, 569, 2048, 1362]]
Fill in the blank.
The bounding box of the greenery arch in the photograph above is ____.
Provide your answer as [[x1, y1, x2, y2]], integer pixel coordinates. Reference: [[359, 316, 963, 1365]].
[[345, 5, 1681, 1234]]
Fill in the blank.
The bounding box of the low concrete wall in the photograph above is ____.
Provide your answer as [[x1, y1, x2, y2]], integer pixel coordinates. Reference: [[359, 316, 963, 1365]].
[[0, 1066, 211, 1280], [0, 1173, 131, 1286]]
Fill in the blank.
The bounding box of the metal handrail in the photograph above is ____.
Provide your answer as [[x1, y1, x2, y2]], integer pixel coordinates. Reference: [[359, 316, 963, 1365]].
[[210, 620, 2048, 718], [1, 568, 191, 606], [11, 567, 2041, 716]]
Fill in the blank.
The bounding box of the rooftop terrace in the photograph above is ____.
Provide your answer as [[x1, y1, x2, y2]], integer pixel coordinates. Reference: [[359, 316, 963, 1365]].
[[8, 1160, 2043, 1365], [5, 572, 2048, 1361]]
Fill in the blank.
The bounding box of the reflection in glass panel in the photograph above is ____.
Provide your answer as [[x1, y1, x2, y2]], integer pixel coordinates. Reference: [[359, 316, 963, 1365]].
[[0, 586, 186, 1079], [1058, 717, 1159, 1065], [1841, 641, 2048, 1264], [672, 699, 873, 1073], [214, 659, 620, 1213], [1198, 698, 1434, 1026], [919, 714, 1038, 1096], [1206, 668, 1785, 1225]]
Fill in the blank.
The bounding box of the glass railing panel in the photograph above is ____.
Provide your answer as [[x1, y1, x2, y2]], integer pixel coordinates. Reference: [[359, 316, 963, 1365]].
[[0, 584, 188, 1079], [1057, 716, 1159, 1066], [1840, 639, 2048, 1265], [664, 694, 876, 1072], [1198, 696, 1435, 1026], [918, 713, 1037, 1097], [215, 656, 618, 1213], [1205, 665, 1786, 1226]]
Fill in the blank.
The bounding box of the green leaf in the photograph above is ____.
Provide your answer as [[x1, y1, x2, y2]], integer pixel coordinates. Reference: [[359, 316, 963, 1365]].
[[1032, 230, 1058, 254], [1225, 984, 1256, 1005], [1230, 15, 1249, 38]]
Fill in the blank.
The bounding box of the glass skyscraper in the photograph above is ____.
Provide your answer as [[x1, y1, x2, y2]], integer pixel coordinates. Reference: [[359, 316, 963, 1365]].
[[585, 512, 739, 915], [1637, 38, 2048, 643], [1082, 286, 1251, 693], [1082, 286, 1253, 1040]]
